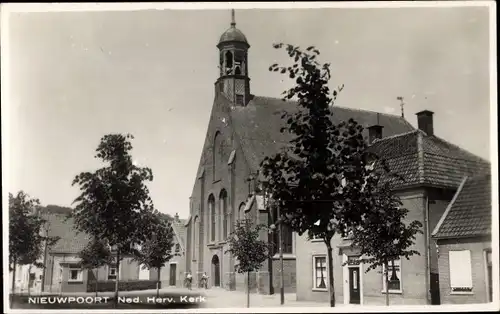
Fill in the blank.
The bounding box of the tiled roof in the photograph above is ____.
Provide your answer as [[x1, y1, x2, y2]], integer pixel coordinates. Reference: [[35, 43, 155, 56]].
[[432, 174, 492, 239], [229, 96, 415, 172], [42, 213, 91, 254], [172, 219, 187, 251], [369, 130, 490, 189]]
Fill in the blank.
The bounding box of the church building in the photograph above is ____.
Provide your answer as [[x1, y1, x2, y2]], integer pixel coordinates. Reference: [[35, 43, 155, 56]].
[[183, 9, 492, 300]]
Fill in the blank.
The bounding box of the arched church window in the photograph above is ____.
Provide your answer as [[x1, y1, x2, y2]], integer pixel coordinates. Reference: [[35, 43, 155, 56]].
[[213, 132, 222, 181], [238, 202, 246, 222], [209, 194, 216, 242], [193, 216, 199, 261], [235, 66, 241, 75], [225, 51, 233, 71], [220, 189, 228, 239]]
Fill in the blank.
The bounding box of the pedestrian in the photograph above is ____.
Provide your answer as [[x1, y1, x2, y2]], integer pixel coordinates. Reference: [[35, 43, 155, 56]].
[[201, 272, 209, 289], [185, 271, 193, 290]]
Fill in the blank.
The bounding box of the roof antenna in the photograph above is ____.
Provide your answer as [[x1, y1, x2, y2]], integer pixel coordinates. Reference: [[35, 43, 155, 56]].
[[397, 96, 405, 118], [231, 9, 236, 27]]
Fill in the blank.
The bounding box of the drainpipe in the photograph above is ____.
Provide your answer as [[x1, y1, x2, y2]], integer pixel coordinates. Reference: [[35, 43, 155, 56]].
[[424, 193, 431, 304]]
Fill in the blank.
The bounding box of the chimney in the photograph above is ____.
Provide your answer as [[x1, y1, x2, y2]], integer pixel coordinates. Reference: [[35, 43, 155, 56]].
[[416, 110, 434, 136], [174, 213, 180, 222], [367, 125, 384, 144]]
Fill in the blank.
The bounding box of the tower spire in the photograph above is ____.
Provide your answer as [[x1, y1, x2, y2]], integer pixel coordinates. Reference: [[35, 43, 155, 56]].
[[231, 9, 236, 27]]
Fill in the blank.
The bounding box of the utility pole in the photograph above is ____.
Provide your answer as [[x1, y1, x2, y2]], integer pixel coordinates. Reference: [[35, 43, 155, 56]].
[[277, 205, 285, 305]]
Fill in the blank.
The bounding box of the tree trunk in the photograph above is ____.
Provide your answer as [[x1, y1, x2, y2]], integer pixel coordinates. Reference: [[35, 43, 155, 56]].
[[384, 262, 389, 306], [95, 268, 99, 297], [325, 240, 335, 307], [28, 265, 32, 297], [246, 271, 250, 308], [156, 267, 161, 299], [113, 250, 121, 309], [11, 261, 17, 305]]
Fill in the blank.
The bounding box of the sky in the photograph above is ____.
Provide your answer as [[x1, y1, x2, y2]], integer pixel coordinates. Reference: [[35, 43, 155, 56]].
[[3, 4, 493, 219]]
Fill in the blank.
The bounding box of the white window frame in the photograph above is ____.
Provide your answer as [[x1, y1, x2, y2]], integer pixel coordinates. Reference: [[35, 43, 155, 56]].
[[312, 255, 328, 292], [449, 250, 473, 294], [108, 266, 117, 280], [68, 267, 83, 282], [382, 259, 402, 294]]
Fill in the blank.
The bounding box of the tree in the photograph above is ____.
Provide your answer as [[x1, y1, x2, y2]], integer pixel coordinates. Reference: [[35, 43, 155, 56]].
[[225, 219, 272, 308], [348, 180, 423, 305], [72, 133, 157, 308], [9, 192, 59, 299], [135, 212, 176, 298], [79, 238, 114, 297], [260, 43, 400, 307]]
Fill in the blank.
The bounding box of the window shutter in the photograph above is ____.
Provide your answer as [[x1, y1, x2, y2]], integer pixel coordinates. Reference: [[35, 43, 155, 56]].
[[449, 250, 473, 289]]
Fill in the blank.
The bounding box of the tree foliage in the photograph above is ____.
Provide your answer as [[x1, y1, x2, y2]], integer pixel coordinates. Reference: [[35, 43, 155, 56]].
[[72, 133, 156, 257], [79, 238, 113, 270], [261, 44, 375, 243], [260, 43, 405, 307], [135, 212, 176, 271], [9, 191, 58, 270], [225, 219, 272, 274], [71, 133, 158, 306], [348, 181, 423, 305]]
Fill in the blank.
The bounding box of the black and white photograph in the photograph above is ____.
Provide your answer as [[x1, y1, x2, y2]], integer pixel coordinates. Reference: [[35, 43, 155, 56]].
[[2, 2, 498, 312]]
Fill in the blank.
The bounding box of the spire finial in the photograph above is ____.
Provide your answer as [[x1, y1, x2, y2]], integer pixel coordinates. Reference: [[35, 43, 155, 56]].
[[397, 96, 405, 118], [231, 9, 236, 27]]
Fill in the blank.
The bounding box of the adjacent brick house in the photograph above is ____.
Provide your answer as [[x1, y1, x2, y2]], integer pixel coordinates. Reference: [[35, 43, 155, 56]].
[[432, 175, 493, 304], [296, 114, 490, 305], [38, 207, 143, 293], [150, 213, 187, 288]]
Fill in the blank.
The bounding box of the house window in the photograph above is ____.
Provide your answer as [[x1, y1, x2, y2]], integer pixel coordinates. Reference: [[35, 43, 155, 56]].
[[209, 195, 216, 242], [68, 267, 83, 282], [382, 259, 402, 293], [313, 255, 328, 291], [108, 267, 117, 280], [175, 243, 180, 253], [220, 190, 228, 239], [449, 250, 473, 293]]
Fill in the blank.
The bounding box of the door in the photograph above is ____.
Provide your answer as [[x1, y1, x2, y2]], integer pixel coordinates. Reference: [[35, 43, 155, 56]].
[[169, 264, 177, 286], [211, 255, 221, 287], [430, 273, 441, 305], [349, 267, 360, 304]]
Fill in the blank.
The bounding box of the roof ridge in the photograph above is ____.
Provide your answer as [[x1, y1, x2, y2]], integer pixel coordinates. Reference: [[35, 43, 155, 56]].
[[171, 222, 186, 252], [417, 131, 425, 184], [251, 95, 415, 118], [371, 129, 420, 144], [431, 176, 469, 238], [429, 135, 490, 163]]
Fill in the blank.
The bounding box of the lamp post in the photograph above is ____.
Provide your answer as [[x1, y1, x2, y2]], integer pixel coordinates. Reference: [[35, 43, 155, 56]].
[[258, 175, 285, 305], [267, 194, 285, 305]]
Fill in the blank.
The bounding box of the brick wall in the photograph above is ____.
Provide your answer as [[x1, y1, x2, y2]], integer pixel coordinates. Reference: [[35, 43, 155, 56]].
[[186, 95, 295, 294], [296, 190, 429, 305], [436, 237, 491, 304]]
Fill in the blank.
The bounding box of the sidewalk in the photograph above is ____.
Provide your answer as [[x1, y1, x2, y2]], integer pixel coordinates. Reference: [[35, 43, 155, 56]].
[[199, 288, 329, 308]]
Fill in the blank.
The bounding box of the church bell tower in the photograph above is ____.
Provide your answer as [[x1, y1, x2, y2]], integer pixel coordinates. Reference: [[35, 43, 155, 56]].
[[215, 9, 251, 106]]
